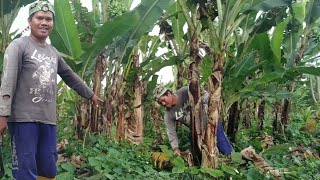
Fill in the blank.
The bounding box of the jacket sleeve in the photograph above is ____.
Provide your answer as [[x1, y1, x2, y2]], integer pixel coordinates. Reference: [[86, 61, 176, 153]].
[[0, 41, 20, 116], [164, 112, 179, 150], [58, 57, 94, 99]]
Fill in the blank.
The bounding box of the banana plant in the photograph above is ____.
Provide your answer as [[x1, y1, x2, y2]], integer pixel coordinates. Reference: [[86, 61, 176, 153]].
[[222, 0, 320, 136], [0, 0, 35, 76], [160, 1, 189, 89], [102, 0, 173, 141], [51, 0, 173, 137], [235, 0, 320, 130], [175, 0, 295, 168], [51, 0, 82, 62], [280, 0, 320, 127]]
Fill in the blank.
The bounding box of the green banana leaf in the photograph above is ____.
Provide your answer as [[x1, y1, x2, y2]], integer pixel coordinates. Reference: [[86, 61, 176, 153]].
[[80, 11, 140, 78], [246, 32, 276, 72], [241, 66, 320, 93], [51, 0, 82, 61], [0, 0, 34, 15], [142, 55, 184, 81], [224, 52, 265, 93], [247, 0, 292, 12], [306, 0, 320, 25], [81, 0, 173, 80], [114, 0, 174, 66], [241, 70, 285, 93], [271, 17, 290, 65], [168, 1, 186, 55]]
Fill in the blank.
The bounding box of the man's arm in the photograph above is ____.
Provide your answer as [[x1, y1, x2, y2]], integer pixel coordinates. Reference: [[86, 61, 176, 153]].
[[0, 42, 20, 117], [0, 41, 21, 134], [164, 112, 179, 150], [58, 57, 95, 99], [58, 58, 99, 106]]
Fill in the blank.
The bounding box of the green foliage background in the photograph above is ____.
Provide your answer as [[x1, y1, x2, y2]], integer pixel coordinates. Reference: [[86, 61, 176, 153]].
[[0, 0, 319, 179]]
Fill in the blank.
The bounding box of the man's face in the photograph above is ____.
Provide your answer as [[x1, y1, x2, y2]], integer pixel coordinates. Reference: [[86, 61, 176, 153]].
[[158, 92, 174, 108], [29, 11, 54, 42]]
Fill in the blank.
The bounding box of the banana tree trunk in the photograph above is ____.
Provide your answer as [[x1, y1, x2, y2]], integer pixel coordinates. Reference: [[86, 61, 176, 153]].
[[272, 101, 281, 135], [92, 0, 100, 23], [205, 54, 223, 168], [102, 95, 113, 139], [76, 101, 84, 140], [257, 97, 266, 131], [177, 0, 220, 168], [91, 54, 105, 133], [317, 77, 320, 100], [76, 100, 90, 140], [310, 76, 318, 103], [244, 98, 251, 129], [281, 83, 295, 128], [116, 80, 125, 141], [126, 51, 144, 144], [176, 63, 184, 89], [227, 101, 240, 143], [281, 99, 290, 126], [188, 35, 202, 166], [100, 0, 111, 22], [76, 112, 83, 140], [103, 71, 118, 138], [150, 102, 164, 146], [254, 101, 259, 119]]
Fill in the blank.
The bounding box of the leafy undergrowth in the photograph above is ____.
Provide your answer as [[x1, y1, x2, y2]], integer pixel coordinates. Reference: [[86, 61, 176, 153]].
[[56, 135, 178, 179], [54, 125, 320, 180], [0, 122, 319, 180], [0, 104, 319, 179]]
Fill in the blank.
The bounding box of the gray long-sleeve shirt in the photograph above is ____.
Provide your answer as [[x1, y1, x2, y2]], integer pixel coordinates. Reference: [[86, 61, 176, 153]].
[[164, 86, 209, 150], [0, 36, 94, 125]]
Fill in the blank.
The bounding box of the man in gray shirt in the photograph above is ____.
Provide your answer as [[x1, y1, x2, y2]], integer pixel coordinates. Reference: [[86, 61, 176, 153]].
[[0, 1, 99, 180], [153, 86, 232, 156]]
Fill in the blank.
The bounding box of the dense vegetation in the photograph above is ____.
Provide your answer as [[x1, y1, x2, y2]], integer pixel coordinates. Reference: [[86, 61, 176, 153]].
[[1, 85, 319, 179], [0, 0, 320, 179]]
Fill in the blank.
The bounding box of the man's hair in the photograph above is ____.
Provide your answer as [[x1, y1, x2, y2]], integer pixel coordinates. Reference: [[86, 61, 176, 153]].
[[28, 1, 55, 20]]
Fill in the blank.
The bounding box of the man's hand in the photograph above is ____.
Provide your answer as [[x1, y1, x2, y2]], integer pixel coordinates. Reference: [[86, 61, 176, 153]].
[[173, 147, 181, 156], [0, 117, 8, 136], [91, 94, 102, 108]]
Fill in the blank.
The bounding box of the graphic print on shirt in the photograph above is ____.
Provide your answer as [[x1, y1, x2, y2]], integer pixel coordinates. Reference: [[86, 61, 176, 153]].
[[174, 100, 191, 124], [30, 49, 56, 103]]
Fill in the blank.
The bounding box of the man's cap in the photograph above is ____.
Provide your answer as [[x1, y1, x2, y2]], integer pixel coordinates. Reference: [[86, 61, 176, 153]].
[[153, 86, 168, 100], [29, 1, 55, 17]]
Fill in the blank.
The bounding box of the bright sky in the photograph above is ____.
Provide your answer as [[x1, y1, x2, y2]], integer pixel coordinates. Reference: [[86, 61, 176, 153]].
[[11, 0, 173, 83]]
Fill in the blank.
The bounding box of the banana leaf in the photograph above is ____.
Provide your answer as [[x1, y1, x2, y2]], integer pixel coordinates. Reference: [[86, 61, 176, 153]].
[[0, 0, 34, 15]]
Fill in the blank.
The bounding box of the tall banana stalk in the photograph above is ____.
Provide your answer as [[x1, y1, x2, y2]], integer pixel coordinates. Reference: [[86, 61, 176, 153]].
[[206, 0, 247, 167], [125, 48, 144, 144], [176, 0, 204, 166]]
